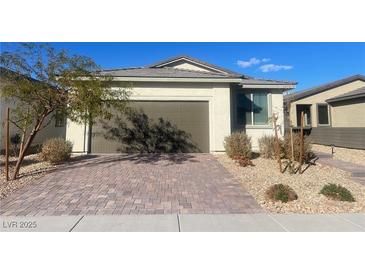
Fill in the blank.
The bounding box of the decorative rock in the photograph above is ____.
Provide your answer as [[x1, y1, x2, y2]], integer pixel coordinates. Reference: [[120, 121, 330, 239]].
[[216, 154, 365, 213]]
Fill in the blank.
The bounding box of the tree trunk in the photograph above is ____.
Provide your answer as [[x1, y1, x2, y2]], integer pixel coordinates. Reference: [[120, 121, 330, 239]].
[[12, 113, 48, 180], [19, 128, 27, 154], [273, 114, 283, 173], [299, 111, 304, 174], [11, 131, 38, 180]]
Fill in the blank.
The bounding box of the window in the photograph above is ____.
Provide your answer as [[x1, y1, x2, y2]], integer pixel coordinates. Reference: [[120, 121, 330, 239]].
[[236, 93, 252, 125], [55, 111, 65, 127], [253, 93, 268, 125], [317, 104, 330, 125], [236, 92, 269, 126]]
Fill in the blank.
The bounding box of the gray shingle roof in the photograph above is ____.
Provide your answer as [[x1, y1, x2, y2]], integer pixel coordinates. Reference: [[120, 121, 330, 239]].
[[326, 86, 365, 103], [284, 74, 365, 102], [97, 55, 296, 86], [99, 67, 239, 78]]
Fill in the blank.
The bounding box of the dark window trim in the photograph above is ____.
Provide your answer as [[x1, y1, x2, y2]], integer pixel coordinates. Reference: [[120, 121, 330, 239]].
[[234, 91, 271, 127], [234, 92, 252, 127], [316, 103, 331, 127], [55, 115, 66, 127]]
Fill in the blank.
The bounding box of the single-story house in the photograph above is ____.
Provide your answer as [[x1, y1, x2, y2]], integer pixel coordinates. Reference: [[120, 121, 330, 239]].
[[284, 74, 365, 149], [66, 55, 296, 153], [0, 68, 66, 152]]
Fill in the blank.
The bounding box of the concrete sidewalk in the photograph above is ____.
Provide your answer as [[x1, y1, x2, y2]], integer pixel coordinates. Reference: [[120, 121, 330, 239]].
[[1, 213, 364, 232], [314, 151, 365, 185]]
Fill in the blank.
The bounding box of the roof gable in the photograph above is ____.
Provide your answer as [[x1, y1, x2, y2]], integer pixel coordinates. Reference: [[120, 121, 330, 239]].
[[96, 55, 296, 87], [285, 74, 365, 102], [326, 86, 365, 103], [148, 55, 241, 76]]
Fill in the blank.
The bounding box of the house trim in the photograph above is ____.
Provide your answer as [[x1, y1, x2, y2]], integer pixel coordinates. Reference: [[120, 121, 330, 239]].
[[241, 84, 296, 89]]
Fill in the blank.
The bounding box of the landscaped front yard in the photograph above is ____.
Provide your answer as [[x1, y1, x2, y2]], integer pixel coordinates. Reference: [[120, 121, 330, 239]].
[[216, 154, 365, 214], [2, 139, 365, 215], [0, 154, 56, 199]]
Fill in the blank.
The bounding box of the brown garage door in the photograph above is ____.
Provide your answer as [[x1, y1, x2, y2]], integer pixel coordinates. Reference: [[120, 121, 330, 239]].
[[90, 101, 209, 153]]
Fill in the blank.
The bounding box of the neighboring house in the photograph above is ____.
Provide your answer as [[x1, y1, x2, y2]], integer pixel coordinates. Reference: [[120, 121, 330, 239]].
[[0, 68, 66, 152], [284, 74, 365, 149], [67, 55, 296, 153]]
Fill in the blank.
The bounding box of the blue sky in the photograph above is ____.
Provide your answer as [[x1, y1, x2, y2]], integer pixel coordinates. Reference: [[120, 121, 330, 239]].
[[2, 42, 365, 91]]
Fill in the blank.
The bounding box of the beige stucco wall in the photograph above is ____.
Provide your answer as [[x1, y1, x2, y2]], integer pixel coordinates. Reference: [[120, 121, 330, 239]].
[[330, 97, 365, 127], [289, 80, 365, 127], [67, 81, 232, 153], [168, 62, 211, 72], [65, 119, 88, 153]]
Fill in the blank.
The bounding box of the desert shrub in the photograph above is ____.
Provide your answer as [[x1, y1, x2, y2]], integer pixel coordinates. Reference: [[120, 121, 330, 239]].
[[40, 138, 72, 164], [320, 184, 355, 202], [224, 132, 252, 159], [283, 132, 313, 162], [233, 156, 255, 167], [266, 184, 298, 203], [258, 135, 283, 159]]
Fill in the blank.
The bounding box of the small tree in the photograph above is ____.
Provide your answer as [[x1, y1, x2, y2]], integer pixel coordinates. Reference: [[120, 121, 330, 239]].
[[270, 113, 283, 173], [0, 43, 130, 179]]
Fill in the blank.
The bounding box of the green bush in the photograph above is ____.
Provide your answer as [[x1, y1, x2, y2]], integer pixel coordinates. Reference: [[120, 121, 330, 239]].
[[283, 132, 313, 162], [258, 135, 283, 159], [320, 184, 355, 202], [224, 132, 252, 159], [40, 138, 72, 164], [266, 184, 298, 203]]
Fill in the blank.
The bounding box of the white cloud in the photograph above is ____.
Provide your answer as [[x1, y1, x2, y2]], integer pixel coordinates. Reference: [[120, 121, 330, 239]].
[[259, 64, 293, 72], [236, 57, 269, 68], [236, 58, 291, 72]]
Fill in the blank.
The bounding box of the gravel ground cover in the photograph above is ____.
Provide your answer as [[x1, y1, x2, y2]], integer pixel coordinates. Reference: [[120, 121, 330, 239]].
[[0, 154, 56, 199], [312, 144, 365, 167], [216, 154, 365, 213]]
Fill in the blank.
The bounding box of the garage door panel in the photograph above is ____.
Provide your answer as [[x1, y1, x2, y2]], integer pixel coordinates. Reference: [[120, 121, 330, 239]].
[[91, 101, 209, 153]]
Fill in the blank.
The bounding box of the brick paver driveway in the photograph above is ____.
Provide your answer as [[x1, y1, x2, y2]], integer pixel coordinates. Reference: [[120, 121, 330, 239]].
[[0, 154, 262, 216]]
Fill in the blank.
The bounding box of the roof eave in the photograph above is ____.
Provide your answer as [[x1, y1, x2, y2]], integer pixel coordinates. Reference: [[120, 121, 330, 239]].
[[109, 76, 243, 83], [240, 82, 296, 89], [287, 74, 365, 102], [326, 94, 365, 103]]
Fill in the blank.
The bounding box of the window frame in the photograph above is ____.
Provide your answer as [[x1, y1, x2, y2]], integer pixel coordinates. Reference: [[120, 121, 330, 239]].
[[54, 112, 66, 128], [235, 92, 252, 126], [316, 103, 331, 127], [235, 91, 272, 128]]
